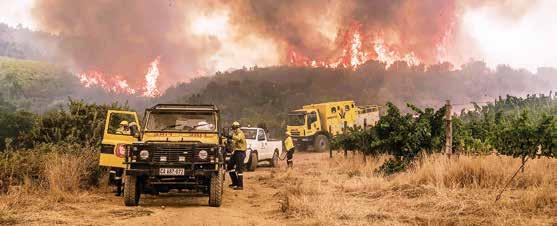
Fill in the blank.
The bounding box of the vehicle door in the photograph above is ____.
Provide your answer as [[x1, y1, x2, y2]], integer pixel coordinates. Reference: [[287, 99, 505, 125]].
[[306, 111, 320, 135], [99, 110, 140, 168], [257, 129, 270, 159]]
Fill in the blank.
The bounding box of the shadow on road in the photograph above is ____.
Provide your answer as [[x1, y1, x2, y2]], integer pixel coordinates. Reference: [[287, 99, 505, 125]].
[[138, 192, 211, 207]]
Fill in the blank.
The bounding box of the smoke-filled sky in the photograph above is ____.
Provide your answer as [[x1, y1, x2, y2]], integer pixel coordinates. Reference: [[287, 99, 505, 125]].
[[1, 0, 556, 91]]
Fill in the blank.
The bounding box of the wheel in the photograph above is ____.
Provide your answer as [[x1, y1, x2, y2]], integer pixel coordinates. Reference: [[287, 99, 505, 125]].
[[123, 175, 141, 206], [209, 169, 224, 207], [313, 135, 330, 152], [247, 151, 258, 171], [270, 150, 279, 167]]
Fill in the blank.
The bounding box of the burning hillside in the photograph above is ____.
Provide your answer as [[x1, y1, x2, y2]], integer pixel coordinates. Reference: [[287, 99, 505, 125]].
[[287, 22, 422, 68], [28, 0, 553, 96], [79, 58, 160, 97]]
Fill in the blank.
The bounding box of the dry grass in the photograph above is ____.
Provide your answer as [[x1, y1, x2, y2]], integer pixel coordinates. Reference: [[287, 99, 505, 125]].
[[269, 152, 557, 225], [400, 155, 556, 189], [44, 151, 99, 201], [0, 145, 103, 224]]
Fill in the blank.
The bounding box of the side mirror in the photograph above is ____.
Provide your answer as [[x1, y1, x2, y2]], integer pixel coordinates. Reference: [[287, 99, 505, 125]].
[[129, 123, 140, 140], [223, 127, 231, 137]]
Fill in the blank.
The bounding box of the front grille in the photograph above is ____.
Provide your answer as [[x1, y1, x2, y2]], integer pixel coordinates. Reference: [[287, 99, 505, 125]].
[[291, 131, 301, 136], [153, 149, 194, 162], [150, 144, 212, 163]]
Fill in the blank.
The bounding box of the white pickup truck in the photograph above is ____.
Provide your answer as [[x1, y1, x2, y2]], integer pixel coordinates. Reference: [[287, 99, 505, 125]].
[[240, 127, 282, 171]]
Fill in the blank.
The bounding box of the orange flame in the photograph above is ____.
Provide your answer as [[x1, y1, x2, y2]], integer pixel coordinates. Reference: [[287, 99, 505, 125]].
[[78, 57, 161, 97], [288, 22, 421, 69], [143, 58, 160, 97], [79, 72, 137, 95]]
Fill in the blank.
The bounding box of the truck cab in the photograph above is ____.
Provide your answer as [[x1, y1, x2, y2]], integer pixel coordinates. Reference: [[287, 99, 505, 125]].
[[286, 109, 326, 151], [101, 104, 225, 207]]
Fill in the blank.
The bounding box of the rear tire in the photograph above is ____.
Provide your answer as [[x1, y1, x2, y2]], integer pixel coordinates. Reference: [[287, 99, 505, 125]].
[[247, 151, 258, 171], [270, 150, 279, 167], [313, 135, 330, 152], [209, 170, 224, 207], [123, 175, 141, 206]]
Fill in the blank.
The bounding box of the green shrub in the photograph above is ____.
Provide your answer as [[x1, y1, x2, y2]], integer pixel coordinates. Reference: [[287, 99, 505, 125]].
[[21, 99, 129, 148], [0, 109, 35, 150]]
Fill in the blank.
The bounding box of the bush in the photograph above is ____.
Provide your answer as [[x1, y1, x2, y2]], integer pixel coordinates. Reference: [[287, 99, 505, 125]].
[[18, 99, 129, 148], [0, 109, 35, 150], [377, 158, 410, 175], [333, 102, 448, 174]]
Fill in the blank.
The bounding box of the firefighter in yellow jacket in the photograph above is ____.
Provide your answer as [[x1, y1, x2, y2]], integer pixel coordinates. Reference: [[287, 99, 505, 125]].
[[227, 121, 246, 190], [284, 131, 295, 168]]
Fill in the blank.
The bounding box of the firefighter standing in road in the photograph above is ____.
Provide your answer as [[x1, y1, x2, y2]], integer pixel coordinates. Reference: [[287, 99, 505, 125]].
[[227, 121, 246, 190], [284, 131, 295, 168]]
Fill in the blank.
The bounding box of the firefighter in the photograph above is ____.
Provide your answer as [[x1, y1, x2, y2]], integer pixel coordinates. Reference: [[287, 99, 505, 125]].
[[284, 131, 295, 168], [116, 120, 131, 135], [227, 121, 247, 190]]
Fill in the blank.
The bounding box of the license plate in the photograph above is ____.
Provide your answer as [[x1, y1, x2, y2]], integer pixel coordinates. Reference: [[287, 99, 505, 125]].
[[159, 168, 185, 176]]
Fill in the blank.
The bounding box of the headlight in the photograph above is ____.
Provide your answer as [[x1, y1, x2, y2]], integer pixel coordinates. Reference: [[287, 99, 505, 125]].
[[116, 144, 126, 157], [139, 150, 149, 160], [198, 150, 208, 160]]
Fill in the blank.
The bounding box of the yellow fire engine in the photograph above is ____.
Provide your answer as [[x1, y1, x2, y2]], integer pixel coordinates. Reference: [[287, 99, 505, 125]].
[[286, 100, 379, 151]]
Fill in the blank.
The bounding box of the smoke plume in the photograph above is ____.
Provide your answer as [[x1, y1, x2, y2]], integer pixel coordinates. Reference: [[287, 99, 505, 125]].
[[30, 0, 551, 94], [32, 0, 217, 89]]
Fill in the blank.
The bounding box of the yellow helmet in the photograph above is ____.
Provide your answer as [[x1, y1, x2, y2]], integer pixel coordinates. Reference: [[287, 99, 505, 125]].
[[232, 121, 240, 128], [120, 120, 129, 126]]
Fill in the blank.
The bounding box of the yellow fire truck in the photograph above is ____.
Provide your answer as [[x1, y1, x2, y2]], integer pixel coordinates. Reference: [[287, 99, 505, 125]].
[[286, 100, 380, 152]]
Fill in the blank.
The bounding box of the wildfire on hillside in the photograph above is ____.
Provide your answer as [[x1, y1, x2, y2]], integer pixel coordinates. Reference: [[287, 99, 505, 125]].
[[37, 1, 533, 96], [79, 58, 161, 97], [288, 22, 422, 69]]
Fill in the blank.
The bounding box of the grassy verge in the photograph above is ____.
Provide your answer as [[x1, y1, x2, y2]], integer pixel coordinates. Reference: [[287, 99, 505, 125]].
[[264, 153, 557, 225], [0, 144, 105, 224]]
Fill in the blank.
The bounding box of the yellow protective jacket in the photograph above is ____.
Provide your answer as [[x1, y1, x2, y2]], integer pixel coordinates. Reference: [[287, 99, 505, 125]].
[[284, 136, 294, 151], [232, 129, 247, 151], [115, 127, 131, 135]]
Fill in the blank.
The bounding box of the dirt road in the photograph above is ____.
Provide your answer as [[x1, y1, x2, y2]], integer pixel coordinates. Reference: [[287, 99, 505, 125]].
[[110, 164, 286, 226], [25, 155, 301, 226]]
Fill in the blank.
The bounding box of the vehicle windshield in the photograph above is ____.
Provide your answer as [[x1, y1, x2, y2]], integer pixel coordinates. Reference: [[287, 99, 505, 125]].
[[145, 111, 217, 132], [287, 113, 306, 126], [241, 128, 257, 139]]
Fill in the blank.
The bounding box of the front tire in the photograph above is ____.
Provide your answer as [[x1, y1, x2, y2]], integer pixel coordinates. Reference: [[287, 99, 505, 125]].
[[313, 135, 330, 152], [270, 150, 279, 167], [123, 175, 141, 206], [247, 151, 258, 171], [209, 170, 224, 207]]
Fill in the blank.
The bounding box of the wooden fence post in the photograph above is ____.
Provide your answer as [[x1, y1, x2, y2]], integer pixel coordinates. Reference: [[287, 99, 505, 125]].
[[445, 100, 453, 157]]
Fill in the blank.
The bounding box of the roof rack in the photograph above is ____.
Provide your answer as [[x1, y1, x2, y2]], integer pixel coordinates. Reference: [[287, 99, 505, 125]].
[[149, 104, 219, 111]]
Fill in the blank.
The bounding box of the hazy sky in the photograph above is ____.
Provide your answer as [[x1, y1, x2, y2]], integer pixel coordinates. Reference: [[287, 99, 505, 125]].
[[1, 0, 557, 71], [461, 0, 557, 71], [0, 0, 36, 29]]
